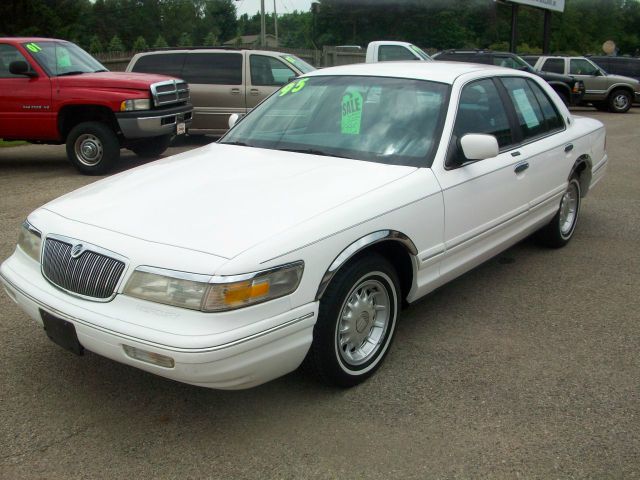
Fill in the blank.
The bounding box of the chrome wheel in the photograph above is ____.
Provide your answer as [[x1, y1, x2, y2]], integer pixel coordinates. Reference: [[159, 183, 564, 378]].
[[336, 277, 391, 367], [612, 93, 630, 111], [74, 134, 103, 166], [559, 180, 579, 238]]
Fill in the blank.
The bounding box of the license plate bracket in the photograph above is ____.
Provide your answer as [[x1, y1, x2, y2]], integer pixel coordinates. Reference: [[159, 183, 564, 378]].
[[40, 310, 84, 356]]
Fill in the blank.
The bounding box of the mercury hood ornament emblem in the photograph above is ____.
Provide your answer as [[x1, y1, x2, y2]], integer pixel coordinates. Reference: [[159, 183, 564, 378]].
[[70, 243, 85, 259]]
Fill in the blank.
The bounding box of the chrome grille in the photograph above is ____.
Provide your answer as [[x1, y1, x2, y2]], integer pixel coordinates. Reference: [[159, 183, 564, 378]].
[[42, 238, 126, 300], [150, 79, 190, 107]]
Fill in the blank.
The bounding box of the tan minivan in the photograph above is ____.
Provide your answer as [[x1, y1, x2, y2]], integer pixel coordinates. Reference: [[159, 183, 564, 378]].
[[126, 49, 315, 135]]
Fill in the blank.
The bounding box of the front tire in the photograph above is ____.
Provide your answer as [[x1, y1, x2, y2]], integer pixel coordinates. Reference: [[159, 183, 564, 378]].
[[305, 253, 400, 387], [608, 89, 632, 113], [129, 134, 172, 158], [536, 176, 581, 248], [66, 121, 120, 175]]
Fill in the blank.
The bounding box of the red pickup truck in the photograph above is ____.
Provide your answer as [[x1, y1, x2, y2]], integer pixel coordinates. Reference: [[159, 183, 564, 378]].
[[0, 37, 192, 174]]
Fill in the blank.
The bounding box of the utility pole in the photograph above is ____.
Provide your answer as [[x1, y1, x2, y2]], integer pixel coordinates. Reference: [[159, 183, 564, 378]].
[[274, 0, 278, 46], [260, 0, 266, 47]]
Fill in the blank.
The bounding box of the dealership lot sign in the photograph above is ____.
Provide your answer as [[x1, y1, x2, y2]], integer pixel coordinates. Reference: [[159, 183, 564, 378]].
[[509, 0, 565, 12]]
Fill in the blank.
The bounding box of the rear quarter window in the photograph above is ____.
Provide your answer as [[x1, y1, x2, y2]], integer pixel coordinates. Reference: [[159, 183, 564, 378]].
[[131, 53, 186, 78], [182, 53, 242, 85]]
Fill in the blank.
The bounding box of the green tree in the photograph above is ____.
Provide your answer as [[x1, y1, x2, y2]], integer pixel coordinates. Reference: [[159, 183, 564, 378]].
[[89, 35, 103, 54], [203, 31, 219, 46], [107, 34, 125, 53], [177, 32, 193, 47], [153, 34, 168, 48], [132, 36, 149, 51]]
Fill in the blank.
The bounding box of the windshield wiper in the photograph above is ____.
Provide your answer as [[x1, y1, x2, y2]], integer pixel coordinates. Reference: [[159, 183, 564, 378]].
[[278, 147, 349, 158], [93, 69, 109, 73], [220, 141, 253, 147], [57, 70, 86, 76]]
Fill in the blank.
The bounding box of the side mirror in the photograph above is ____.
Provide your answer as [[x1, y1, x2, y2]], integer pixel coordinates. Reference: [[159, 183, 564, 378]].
[[460, 133, 499, 161], [9, 60, 37, 77], [228, 113, 240, 129]]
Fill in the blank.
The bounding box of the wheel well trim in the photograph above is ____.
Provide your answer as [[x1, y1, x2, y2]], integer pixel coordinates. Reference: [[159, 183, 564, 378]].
[[605, 83, 635, 97], [570, 154, 592, 197], [314, 230, 418, 301], [58, 104, 118, 139], [548, 82, 570, 95]]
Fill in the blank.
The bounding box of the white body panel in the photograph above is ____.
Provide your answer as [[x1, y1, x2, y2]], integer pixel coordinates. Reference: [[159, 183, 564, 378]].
[[0, 62, 607, 389]]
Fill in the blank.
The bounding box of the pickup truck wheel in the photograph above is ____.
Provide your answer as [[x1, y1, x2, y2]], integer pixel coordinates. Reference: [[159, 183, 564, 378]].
[[66, 122, 119, 175], [608, 89, 632, 113], [305, 253, 400, 387], [129, 134, 172, 158], [535, 176, 581, 248]]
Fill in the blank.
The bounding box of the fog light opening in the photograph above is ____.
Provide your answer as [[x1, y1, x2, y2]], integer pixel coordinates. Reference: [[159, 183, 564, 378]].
[[123, 345, 175, 368]]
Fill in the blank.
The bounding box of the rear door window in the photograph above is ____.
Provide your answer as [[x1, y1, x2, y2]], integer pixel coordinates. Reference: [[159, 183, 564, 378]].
[[182, 52, 242, 85], [501, 77, 551, 141], [131, 53, 186, 78]]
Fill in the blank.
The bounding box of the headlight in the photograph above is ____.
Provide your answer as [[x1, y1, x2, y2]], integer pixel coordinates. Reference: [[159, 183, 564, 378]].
[[17, 220, 42, 262], [120, 99, 151, 111], [123, 262, 304, 312]]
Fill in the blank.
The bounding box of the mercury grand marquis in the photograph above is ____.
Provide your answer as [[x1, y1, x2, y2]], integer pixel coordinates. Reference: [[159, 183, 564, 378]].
[[0, 62, 607, 389]]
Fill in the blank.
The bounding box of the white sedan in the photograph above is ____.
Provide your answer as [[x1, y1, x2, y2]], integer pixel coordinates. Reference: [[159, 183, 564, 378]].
[[1, 62, 607, 390]]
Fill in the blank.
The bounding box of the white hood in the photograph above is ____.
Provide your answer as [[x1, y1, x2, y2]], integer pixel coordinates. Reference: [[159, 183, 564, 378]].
[[44, 144, 416, 259]]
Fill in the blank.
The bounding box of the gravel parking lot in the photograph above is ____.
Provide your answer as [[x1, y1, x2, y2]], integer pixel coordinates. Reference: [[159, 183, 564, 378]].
[[1, 110, 638, 479]]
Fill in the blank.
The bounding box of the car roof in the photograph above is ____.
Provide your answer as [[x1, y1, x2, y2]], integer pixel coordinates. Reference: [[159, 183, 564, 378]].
[[304, 61, 513, 85], [0, 37, 67, 43], [134, 48, 291, 56]]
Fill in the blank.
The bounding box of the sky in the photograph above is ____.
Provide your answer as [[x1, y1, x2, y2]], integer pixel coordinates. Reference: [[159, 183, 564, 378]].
[[234, 0, 314, 17]]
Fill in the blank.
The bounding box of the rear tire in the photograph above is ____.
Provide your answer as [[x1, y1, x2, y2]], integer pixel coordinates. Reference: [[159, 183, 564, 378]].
[[66, 122, 120, 175], [535, 176, 581, 248], [304, 253, 400, 388], [608, 89, 632, 113], [129, 134, 172, 158]]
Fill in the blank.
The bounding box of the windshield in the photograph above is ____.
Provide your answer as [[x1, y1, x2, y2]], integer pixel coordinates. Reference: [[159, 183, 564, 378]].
[[22, 41, 107, 76], [513, 55, 533, 70], [280, 54, 316, 74], [220, 75, 449, 167]]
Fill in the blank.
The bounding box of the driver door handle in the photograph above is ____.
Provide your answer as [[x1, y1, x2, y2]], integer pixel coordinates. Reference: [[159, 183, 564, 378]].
[[514, 161, 529, 174]]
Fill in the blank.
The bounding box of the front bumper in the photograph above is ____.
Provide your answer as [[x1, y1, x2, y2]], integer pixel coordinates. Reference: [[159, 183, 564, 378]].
[[116, 104, 193, 139], [1, 252, 317, 390]]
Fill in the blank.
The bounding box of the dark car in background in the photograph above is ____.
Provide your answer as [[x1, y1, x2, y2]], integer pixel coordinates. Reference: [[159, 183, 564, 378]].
[[434, 50, 585, 106], [588, 56, 640, 82]]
